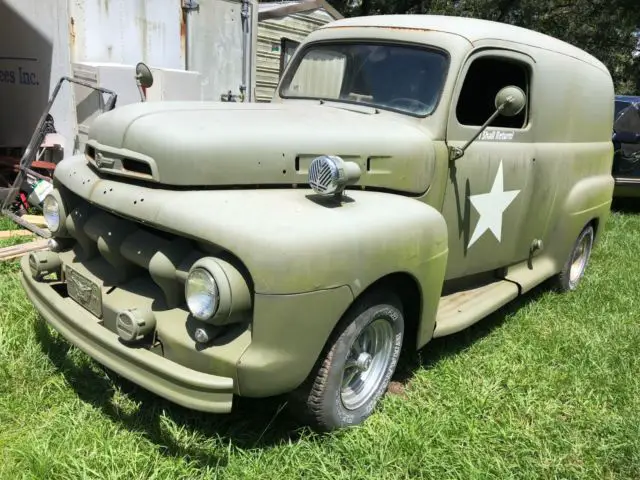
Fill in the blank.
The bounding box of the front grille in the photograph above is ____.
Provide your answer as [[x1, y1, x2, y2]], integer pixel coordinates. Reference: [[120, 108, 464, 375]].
[[85, 144, 155, 180], [121, 158, 153, 176], [63, 197, 204, 309]]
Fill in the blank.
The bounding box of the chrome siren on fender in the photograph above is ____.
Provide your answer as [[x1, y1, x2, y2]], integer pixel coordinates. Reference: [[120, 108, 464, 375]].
[[308, 155, 362, 197]]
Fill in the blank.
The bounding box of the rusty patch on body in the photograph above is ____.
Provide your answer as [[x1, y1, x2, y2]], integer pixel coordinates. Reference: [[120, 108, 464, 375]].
[[180, 9, 187, 61], [69, 17, 76, 48]]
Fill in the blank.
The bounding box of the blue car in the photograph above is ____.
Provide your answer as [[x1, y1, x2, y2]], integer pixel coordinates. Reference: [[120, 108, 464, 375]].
[[612, 95, 640, 197], [615, 95, 640, 119]]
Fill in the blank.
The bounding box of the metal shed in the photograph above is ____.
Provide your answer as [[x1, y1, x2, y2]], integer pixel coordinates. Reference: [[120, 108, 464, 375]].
[[256, 0, 342, 102]]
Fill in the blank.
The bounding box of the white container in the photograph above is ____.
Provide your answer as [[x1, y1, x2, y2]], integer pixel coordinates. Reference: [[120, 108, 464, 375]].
[[0, 0, 260, 158], [147, 67, 203, 102]]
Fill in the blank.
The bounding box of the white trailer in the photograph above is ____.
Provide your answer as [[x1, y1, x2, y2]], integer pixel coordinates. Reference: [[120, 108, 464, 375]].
[[0, 0, 260, 158], [0, 0, 341, 233]]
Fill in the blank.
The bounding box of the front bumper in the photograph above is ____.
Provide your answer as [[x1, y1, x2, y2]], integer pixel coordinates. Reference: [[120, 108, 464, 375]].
[[20, 254, 235, 413]]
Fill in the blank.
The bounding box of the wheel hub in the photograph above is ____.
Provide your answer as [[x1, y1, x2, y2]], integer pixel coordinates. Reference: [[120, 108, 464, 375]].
[[354, 352, 373, 372], [340, 318, 395, 411], [569, 231, 592, 285]]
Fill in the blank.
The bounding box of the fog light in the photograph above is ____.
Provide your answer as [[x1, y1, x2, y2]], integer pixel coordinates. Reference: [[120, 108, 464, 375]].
[[47, 238, 61, 252], [194, 327, 210, 344], [116, 309, 156, 342], [47, 237, 74, 253], [28, 251, 62, 280]]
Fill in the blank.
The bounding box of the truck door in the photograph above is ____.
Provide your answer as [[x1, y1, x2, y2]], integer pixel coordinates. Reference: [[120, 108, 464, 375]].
[[442, 49, 550, 280]]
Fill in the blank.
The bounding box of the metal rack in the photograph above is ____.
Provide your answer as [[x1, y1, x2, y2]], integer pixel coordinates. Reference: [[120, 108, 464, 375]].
[[0, 76, 117, 238]]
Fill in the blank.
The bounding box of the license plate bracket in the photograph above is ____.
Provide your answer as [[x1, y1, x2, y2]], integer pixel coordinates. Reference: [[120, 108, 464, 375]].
[[65, 264, 103, 318]]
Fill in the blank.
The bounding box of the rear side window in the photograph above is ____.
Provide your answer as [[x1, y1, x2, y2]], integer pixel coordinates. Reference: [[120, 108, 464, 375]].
[[456, 56, 530, 129]]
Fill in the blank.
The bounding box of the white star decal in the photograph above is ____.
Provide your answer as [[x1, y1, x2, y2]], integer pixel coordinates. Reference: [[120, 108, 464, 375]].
[[467, 160, 521, 248]]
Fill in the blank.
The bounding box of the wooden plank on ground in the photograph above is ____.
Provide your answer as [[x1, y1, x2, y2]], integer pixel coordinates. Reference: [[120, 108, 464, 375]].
[[0, 229, 35, 239], [20, 215, 47, 227], [0, 239, 49, 262]]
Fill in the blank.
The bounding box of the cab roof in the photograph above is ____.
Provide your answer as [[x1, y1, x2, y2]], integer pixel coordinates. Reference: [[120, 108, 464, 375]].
[[321, 14, 606, 70]]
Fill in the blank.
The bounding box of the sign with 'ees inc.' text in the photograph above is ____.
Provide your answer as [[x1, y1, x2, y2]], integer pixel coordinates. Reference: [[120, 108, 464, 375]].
[[0, 58, 40, 86]]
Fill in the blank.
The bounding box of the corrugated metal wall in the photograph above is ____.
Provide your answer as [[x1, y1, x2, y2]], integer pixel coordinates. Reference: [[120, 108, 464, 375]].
[[255, 9, 336, 103], [283, 49, 346, 98]]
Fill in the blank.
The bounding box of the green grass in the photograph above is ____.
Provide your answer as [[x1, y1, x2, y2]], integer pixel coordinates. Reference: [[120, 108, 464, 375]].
[[1, 205, 640, 479]]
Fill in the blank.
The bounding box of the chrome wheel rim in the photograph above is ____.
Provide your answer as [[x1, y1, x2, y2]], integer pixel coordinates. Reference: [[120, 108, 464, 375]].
[[340, 318, 395, 411], [569, 231, 592, 286]]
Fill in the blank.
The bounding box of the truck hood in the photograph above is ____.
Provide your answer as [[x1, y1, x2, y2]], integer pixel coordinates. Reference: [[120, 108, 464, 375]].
[[86, 101, 435, 195]]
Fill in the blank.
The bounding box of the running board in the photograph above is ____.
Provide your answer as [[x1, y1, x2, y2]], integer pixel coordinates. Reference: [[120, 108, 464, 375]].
[[433, 279, 519, 338], [433, 255, 558, 338]]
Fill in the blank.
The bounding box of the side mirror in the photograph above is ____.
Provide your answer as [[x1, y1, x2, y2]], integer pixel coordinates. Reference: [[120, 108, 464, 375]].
[[494, 85, 526, 117], [449, 85, 527, 161], [135, 62, 154, 102]]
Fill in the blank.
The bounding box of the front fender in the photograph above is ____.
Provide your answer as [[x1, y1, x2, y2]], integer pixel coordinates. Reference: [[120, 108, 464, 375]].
[[54, 158, 450, 395], [55, 156, 449, 297]]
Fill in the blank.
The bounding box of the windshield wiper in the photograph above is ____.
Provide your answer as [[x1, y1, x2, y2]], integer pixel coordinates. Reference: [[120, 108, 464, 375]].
[[318, 99, 379, 115]]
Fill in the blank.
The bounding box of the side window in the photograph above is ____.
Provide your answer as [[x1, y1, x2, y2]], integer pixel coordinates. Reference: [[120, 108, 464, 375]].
[[456, 56, 530, 129]]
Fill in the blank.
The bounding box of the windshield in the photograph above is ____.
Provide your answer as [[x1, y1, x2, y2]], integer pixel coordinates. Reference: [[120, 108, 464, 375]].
[[279, 42, 449, 117]]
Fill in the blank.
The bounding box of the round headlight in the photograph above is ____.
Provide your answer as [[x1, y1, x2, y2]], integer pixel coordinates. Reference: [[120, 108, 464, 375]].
[[185, 267, 219, 320], [43, 194, 61, 232]]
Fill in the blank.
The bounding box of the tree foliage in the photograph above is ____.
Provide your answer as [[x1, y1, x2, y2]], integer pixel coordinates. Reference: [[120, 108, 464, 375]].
[[324, 0, 640, 93]]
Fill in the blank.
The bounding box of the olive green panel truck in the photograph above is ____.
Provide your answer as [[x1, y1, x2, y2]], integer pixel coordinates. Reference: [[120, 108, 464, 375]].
[[21, 15, 615, 431]]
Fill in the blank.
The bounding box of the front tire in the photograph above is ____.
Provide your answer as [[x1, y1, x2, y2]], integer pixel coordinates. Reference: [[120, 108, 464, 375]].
[[552, 224, 595, 292], [289, 290, 404, 432]]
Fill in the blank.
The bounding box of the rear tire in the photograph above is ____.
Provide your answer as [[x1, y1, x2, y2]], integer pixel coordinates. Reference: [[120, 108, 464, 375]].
[[552, 224, 595, 292], [289, 290, 404, 432]]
